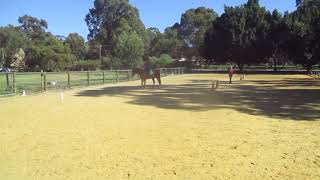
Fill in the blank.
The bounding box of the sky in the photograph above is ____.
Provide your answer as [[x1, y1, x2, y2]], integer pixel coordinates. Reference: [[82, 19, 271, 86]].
[[0, 0, 296, 39]]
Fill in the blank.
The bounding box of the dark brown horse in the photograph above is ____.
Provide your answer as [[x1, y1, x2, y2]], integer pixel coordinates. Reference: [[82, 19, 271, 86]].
[[132, 68, 161, 88]]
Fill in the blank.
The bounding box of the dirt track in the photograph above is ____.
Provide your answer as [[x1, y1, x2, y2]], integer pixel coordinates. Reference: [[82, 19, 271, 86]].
[[0, 74, 320, 179]]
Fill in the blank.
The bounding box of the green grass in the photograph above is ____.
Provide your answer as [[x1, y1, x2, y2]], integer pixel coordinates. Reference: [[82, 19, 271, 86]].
[[0, 71, 131, 95], [0, 74, 13, 95], [0, 68, 182, 96]]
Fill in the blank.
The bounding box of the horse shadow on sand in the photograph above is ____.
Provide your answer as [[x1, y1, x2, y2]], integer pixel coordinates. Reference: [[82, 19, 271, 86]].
[[75, 78, 320, 121]]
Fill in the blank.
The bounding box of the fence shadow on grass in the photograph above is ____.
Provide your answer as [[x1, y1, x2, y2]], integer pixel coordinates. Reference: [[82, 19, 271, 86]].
[[75, 78, 320, 121]]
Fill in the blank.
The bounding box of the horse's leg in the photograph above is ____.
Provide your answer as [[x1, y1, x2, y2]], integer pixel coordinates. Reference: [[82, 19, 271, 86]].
[[141, 79, 143, 87], [152, 78, 155, 88], [143, 79, 146, 88], [157, 75, 161, 86]]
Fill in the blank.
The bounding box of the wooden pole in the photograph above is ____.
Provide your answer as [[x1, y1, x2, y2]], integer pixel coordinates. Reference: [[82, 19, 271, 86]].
[[12, 73, 16, 93], [102, 71, 105, 84], [127, 71, 130, 81], [87, 71, 90, 86], [130, 70, 133, 81], [41, 72, 43, 91], [67, 71, 71, 88], [6, 73, 9, 88], [116, 71, 119, 82], [43, 72, 47, 91]]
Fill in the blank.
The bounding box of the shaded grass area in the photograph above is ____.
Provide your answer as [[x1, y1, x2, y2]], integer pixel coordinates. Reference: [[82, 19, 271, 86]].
[[76, 77, 320, 121]]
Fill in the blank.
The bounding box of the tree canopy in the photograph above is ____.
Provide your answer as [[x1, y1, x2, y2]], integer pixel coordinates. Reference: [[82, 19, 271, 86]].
[[179, 7, 218, 48], [66, 33, 85, 59], [202, 0, 320, 72], [85, 0, 146, 68], [203, 0, 270, 70]]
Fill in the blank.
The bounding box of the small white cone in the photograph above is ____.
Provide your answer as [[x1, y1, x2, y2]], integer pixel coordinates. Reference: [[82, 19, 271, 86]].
[[22, 90, 26, 96], [60, 91, 64, 100]]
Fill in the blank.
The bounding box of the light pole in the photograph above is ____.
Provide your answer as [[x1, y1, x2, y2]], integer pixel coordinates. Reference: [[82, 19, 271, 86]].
[[98, 44, 112, 69]]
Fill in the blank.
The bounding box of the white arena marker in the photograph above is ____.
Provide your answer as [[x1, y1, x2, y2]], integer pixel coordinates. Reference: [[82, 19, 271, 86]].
[[60, 91, 64, 100], [22, 90, 26, 96], [211, 80, 219, 91]]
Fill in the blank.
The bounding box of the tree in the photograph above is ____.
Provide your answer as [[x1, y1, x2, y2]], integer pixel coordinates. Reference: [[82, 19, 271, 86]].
[[66, 33, 85, 59], [15, 16, 76, 71], [203, 15, 232, 64], [178, 7, 218, 66], [149, 27, 184, 59], [25, 34, 74, 71], [202, 0, 270, 71], [18, 15, 48, 31], [0, 30, 9, 67], [85, 0, 145, 45], [85, 0, 146, 68], [264, 10, 291, 71], [296, 0, 303, 7], [18, 15, 48, 42], [150, 54, 173, 68], [286, 0, 320, 72], [113, 31, 144, 68], [145, 27, 161, 55], [312, 14, 320, 62], [0, 26, 27, 67], [179, 7, 218, 49]]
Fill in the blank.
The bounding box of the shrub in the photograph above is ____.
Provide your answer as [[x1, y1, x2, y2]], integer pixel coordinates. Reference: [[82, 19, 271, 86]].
[[150, 54, 173, 68], [101, 56, 122, 70], [71, 60, 101, 71]]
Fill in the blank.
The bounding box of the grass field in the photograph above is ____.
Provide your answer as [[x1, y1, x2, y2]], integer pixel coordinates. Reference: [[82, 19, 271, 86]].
[[0, 71, 130, 95], [0, 73, 319, 179]]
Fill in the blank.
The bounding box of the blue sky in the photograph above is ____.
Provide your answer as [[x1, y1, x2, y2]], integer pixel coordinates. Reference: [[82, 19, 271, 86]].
[[0, 0, 296, 39]]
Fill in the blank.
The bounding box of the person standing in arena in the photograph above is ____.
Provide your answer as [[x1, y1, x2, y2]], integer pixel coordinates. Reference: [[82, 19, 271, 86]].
[[228, 65, 235, 84]]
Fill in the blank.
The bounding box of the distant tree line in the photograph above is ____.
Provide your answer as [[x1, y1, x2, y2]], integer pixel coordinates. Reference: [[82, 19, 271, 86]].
[[0, 0, 319, 72], [203, 0, 320, 72]]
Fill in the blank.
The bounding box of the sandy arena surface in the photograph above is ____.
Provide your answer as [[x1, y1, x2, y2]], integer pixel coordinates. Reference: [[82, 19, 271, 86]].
[[0, 74, 320, 180]]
